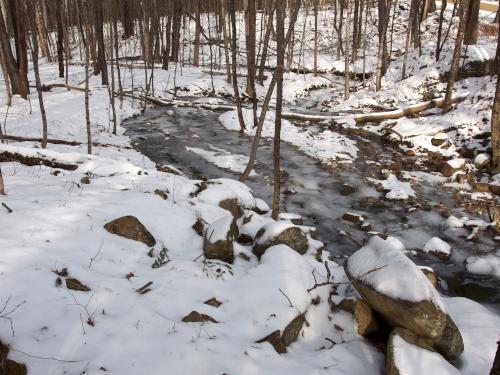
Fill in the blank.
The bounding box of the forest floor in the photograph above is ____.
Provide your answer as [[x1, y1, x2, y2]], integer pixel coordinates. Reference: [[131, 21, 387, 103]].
[[0, 3, 499, 375]]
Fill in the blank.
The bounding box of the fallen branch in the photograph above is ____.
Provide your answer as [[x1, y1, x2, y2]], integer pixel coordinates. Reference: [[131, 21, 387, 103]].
[[1, 203, 12, 213]]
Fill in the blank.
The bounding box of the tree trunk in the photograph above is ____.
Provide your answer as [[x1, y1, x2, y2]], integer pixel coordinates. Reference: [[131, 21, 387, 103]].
[[94, 0, 108, 85], [272, 0, 285, 220], [443, 0, 470, 113], [27, 0, 48, 149], [0, 164, 4, 195], [258, 4, 274, 84], [193, 0, 201, 66], [491, 29, 500, 171], [229, 0, 246, 132], [122, 0, 134, 39], [245, 0, 257, 98], [344, 0, 351, 99], [464, 0, 480, 45], [55, 0, 65, 78]]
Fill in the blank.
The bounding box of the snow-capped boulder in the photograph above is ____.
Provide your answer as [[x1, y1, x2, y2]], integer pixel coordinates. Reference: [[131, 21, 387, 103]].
[[104, 216, 156, 247], [474, 153, 490, 169], [422, 237, 452, 260], [345, 236, 463, 360], [253, 222, 308, 259], [203, 216, 238, 264], [441, 158, 466, 177], [387, 328, 460, 375]]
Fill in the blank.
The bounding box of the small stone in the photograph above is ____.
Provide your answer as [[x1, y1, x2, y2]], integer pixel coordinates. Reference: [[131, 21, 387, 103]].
[[66, 278, 91, 292], [342, 212, 364, 224], [182, 311, 218, 323], [192, 218, 205, 237], [104, 216, 156, 247], [80, 176, 91, 184], [340, 184, 356, 196], [204, 298, 223, 308], [154, 189, 169, 200], [431, 138, 447, 147], [237, 234, 253, 245], [404, 149, 416, 156]]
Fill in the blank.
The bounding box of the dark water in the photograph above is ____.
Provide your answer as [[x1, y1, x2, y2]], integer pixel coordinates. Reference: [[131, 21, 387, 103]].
[[123, 103, 500, 310]]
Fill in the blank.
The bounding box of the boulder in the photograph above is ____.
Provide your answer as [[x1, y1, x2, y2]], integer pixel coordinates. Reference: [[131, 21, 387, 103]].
[[345, 236, 463, 360], [387, 328, 460, 375], [253, 222, 308, 259], [104, 216, 156, 247], [203, 216, 238, 264], [334, 298, 378, 336]]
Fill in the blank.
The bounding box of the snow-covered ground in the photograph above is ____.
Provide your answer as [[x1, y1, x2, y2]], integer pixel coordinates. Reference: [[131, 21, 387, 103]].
[[0, 2, 499, 374]]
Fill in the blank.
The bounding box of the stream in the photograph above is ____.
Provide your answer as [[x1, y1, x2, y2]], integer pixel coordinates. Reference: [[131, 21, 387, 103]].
[[123, 94, 500, 311]]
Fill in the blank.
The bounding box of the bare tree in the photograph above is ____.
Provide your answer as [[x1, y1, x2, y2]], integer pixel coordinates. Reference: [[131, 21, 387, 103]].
[[443, 0, 471, 113]]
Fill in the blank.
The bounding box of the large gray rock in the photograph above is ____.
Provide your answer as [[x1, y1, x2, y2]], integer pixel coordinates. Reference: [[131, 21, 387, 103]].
[[104, 216, 156, 246], [345, 236, 463, 360], [253, 222, 308, 259], [203, 216, 238, 264], [387, 328, 460, 375]]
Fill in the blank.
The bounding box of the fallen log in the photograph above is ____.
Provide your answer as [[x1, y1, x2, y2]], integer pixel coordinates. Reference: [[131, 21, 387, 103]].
[[1, 135, 132, 149], [2, 135, 82, 146], [40, 83, 87, 92], [351, 92, 469, 123], [0, 150, 78, 170], [131, 92, 467, 126]]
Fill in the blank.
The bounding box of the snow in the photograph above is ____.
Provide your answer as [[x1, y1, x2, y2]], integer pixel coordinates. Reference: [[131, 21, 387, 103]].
[[0, 2, 498, 373], [392, 334, 460, 375], [219, 108, 358, 164], [186, 145, 256, 176], [347, 236, 446, 311], [422, 237, 452, 257], [367, 174, 416, 200]]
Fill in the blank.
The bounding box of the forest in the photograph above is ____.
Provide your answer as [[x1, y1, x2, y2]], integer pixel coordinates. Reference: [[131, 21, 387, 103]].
[[0, 0, 499, 374]]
